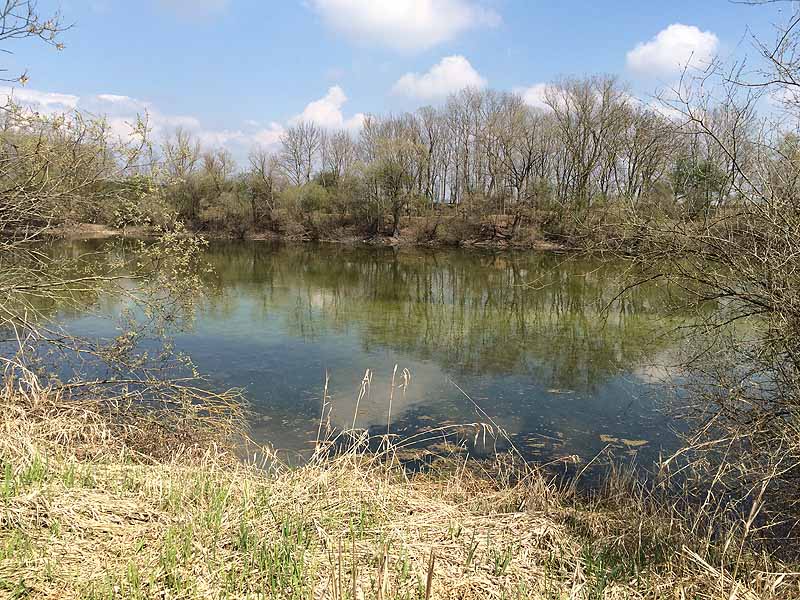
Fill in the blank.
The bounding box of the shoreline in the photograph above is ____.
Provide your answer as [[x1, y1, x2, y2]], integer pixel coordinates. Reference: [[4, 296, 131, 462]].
[[3, 386, 794, 599], [51, 222, 573, 252]]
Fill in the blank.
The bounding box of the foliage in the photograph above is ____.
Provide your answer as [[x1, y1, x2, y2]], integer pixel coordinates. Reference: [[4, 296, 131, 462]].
[[670, 156, 729, 215]]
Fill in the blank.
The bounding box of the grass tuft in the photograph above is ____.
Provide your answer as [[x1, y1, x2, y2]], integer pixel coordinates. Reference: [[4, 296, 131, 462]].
[[0, 380, 798, 598]]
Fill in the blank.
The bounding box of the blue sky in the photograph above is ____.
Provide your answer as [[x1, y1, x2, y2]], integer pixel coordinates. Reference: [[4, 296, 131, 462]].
[[1, 0, 788, 159]]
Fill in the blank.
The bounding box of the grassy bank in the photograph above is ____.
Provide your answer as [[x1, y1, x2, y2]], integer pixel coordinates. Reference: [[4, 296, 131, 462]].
[[1, 384, 797, 599]]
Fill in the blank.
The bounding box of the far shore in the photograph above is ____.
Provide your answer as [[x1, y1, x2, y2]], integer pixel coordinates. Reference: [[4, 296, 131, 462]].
[[52, 221, 572, 252]]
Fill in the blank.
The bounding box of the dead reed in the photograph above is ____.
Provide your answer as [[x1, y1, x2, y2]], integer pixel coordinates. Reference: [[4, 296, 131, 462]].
[[1, 371, 798, 599]]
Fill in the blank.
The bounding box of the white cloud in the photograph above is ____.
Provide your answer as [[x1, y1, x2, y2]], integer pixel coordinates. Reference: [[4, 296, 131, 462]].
[[0, 86, 253, 158], [514, 83, 645, 115], [0, 84, 365, 163], [68, 93, 203, 139], [515, 83, 553, 111], [393, 55, 486, 101], [626, 24, 719, 76], [96, 93, 131, 103], [81, 94, 154, 119], [251, 122, 286, 148], [290, 85, 365, 131], [309, 0, 500, 52], [0, 87, 79, 112], [647, 100, 686, 122]]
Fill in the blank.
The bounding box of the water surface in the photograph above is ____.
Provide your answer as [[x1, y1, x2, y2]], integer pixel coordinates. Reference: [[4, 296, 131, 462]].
[[47, 240, 685, 467]]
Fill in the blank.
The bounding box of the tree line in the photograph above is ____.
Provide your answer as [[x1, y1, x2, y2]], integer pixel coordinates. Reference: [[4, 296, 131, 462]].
[[58, 75, 746, 246]]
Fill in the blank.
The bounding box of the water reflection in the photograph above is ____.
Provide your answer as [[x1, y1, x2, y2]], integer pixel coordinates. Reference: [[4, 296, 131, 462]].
[[36, 240, 686, 466]]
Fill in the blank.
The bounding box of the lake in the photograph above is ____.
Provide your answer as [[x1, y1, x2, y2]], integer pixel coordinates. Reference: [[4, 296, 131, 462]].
[[43, 240, 685, 469]]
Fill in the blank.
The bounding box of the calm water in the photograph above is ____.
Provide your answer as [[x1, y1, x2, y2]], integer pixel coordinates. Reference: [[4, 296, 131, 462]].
[[43, 240, 685, 467]]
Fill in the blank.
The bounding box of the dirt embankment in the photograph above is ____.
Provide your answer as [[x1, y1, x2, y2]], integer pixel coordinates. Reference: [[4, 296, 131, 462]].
[[52, 221, 570, 252]]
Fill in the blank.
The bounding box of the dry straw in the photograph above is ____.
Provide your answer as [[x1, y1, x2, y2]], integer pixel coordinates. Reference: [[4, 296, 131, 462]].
[[0, 368, 798, 599]]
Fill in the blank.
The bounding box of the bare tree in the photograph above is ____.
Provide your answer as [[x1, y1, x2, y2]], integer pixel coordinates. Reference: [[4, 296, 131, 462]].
[[201, 147, 235, 193], [279, 121, 322, 186], [0, 0, 69, 83], [162, 127, 201, 181], [247, 147, 282, 221], [545, 76, 631, 208], [322, 130, 358, 181], [618, 2, 800, 526]]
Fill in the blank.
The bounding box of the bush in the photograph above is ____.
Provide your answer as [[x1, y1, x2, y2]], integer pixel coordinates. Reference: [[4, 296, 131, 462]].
[[199, 191, 252, 237], [439, 216, 482, 245], [405, 215, 442, 243], [280, 183, 330, 217]]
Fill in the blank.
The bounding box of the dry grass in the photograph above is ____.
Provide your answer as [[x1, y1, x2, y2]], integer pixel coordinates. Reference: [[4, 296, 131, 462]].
[[1, 382, 799, 599]]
